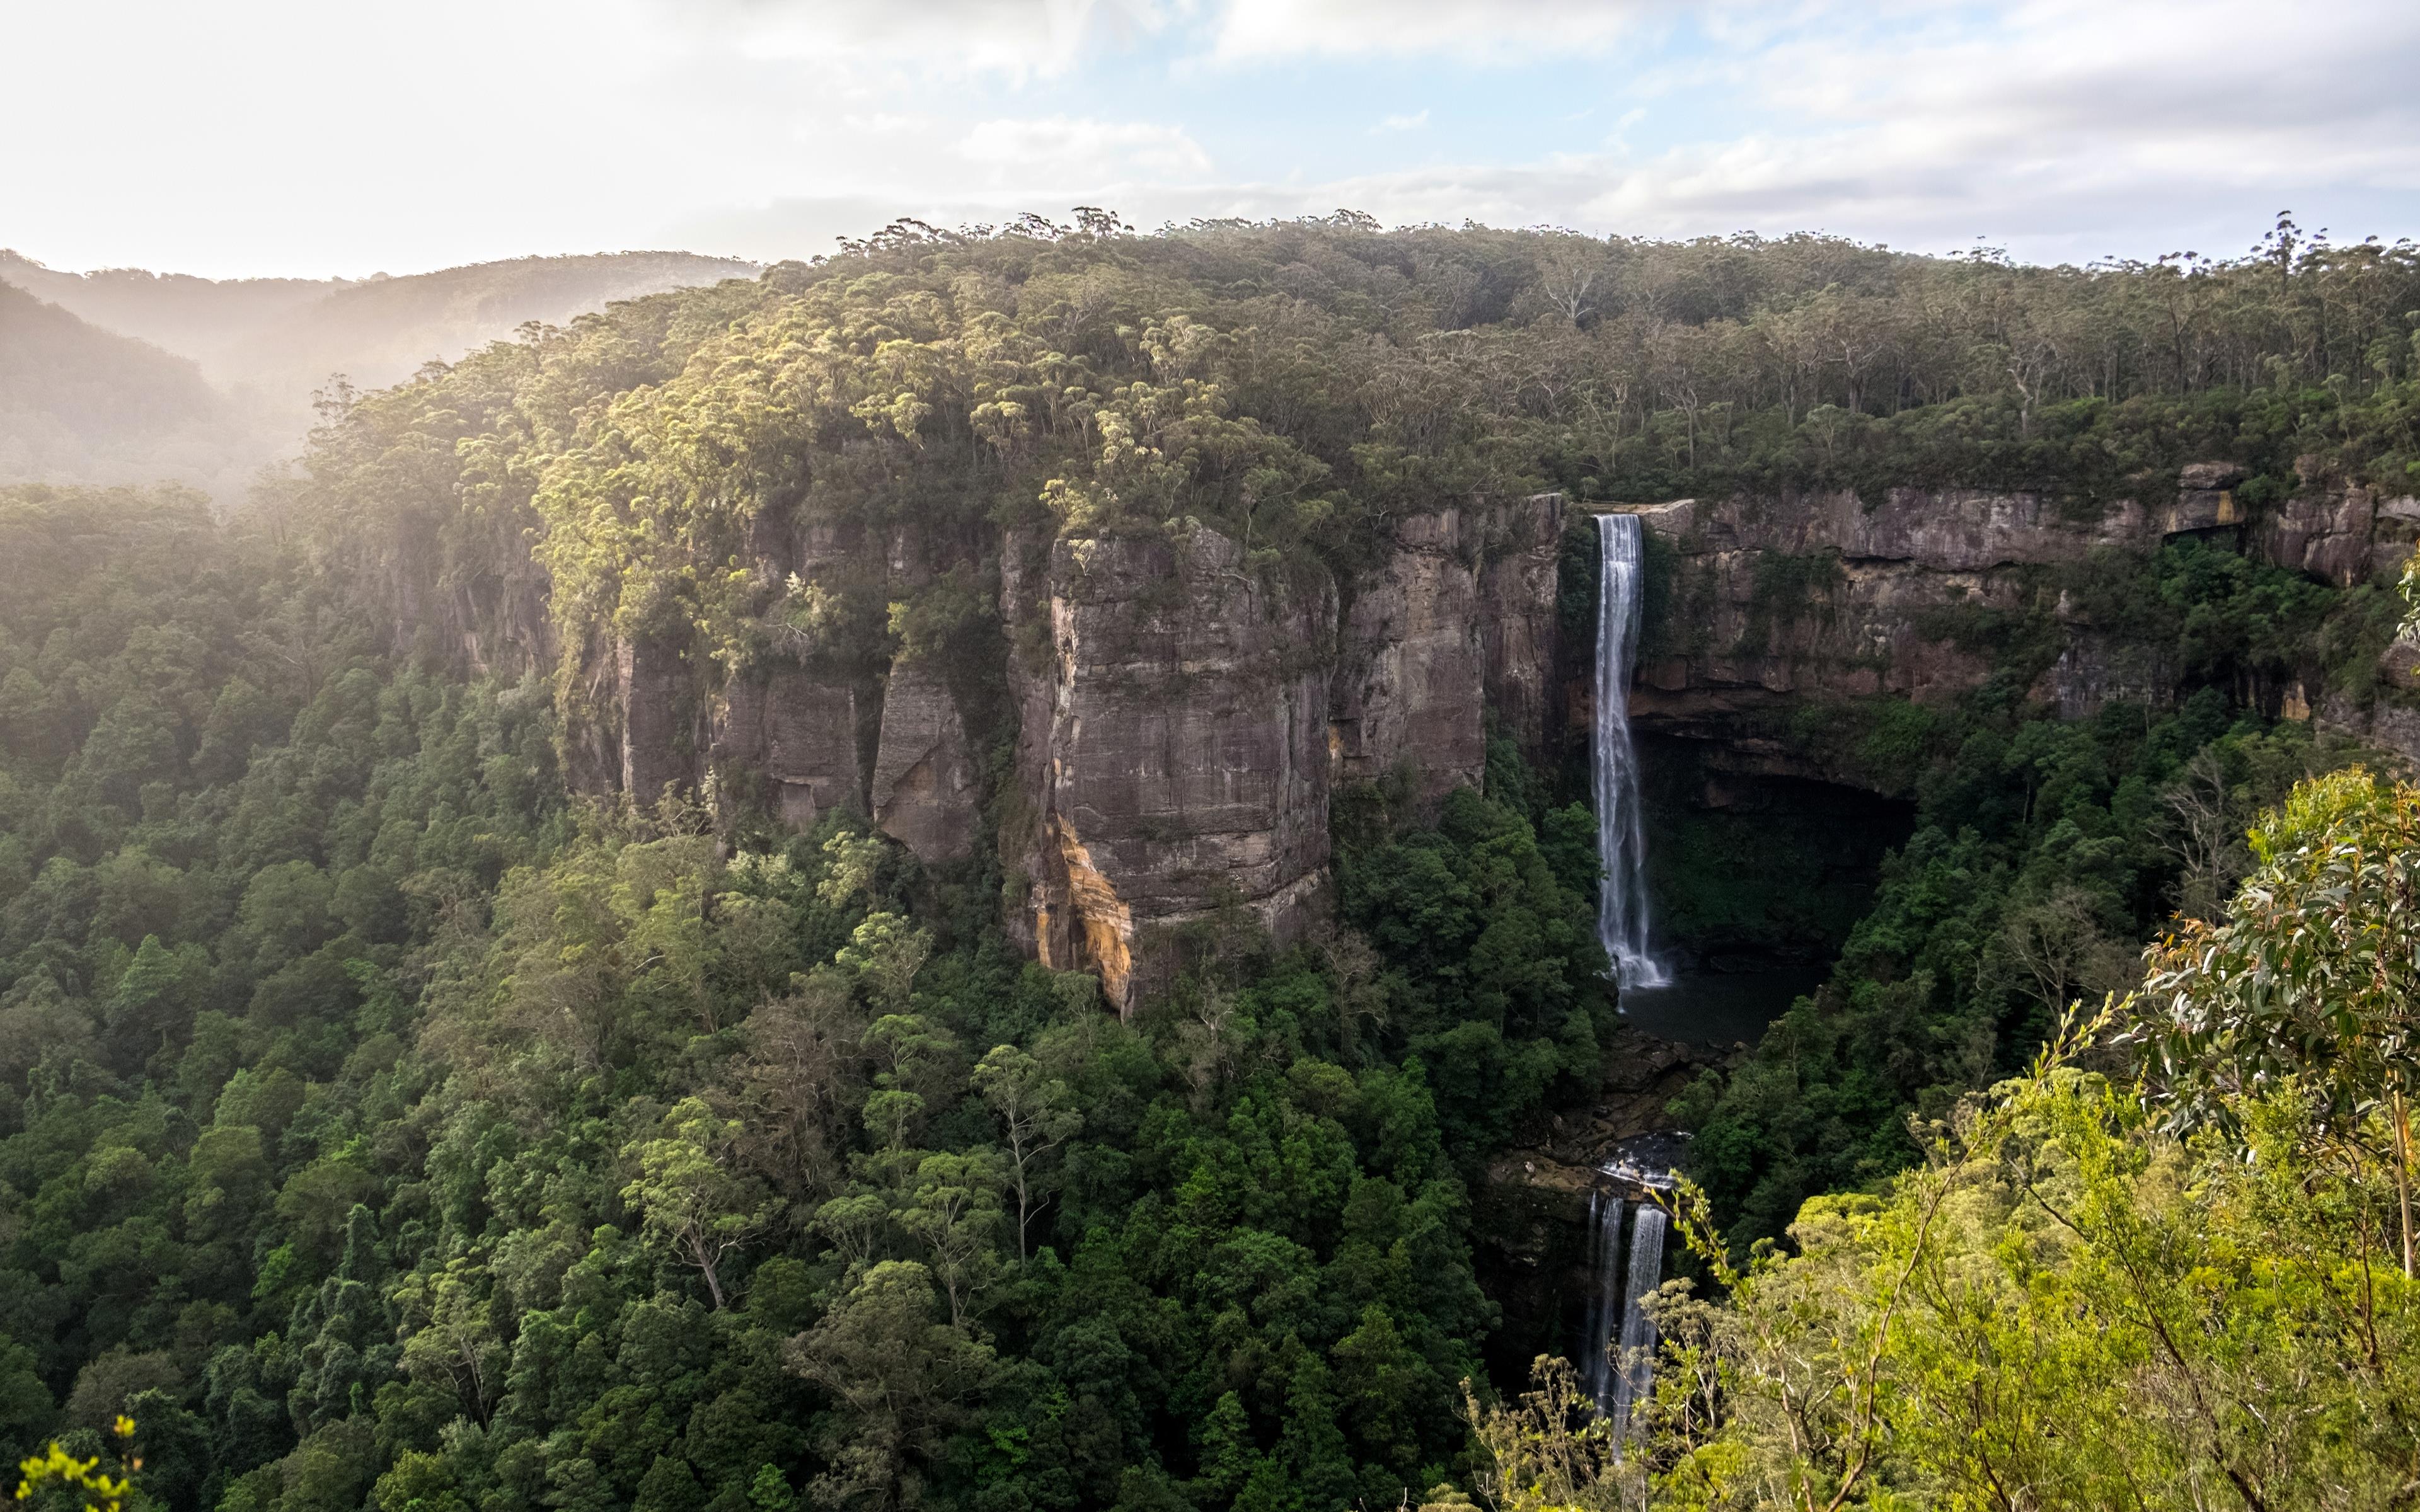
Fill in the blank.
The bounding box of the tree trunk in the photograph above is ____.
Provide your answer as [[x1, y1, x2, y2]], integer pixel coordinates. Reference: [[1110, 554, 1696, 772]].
[[2395, 1090, 2415, 1279], [692, 1230, 729, 1309]]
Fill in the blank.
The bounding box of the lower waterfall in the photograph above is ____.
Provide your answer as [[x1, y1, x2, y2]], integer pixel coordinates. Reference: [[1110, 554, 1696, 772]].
[[1593, 513, 1670, 989], [1606, 1201, 1668, 1446], [1580, 1192, 1628, 1414]]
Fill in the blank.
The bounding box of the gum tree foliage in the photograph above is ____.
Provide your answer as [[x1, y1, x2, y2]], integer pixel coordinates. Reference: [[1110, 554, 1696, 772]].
[[1489, 994, 2420, 1509], [2140, 767, 2420, 1274]]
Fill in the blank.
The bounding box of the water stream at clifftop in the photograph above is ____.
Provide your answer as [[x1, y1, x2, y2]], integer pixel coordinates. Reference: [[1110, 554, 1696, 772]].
[[1593, 513, 1670, 990]]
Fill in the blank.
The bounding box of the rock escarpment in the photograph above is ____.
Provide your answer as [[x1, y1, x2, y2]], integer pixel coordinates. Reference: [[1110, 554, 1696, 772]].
[[568, 495, 1567, 1009], [1613, 466, 2420, 786], [869, 658, 978, 863], [1002, 528, 1335, 1007], [1001, 496, 1567, 1011]]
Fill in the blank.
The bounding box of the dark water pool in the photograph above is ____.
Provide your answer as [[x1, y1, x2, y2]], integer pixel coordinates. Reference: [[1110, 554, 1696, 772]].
[[1617, 964, 1828, 1049]]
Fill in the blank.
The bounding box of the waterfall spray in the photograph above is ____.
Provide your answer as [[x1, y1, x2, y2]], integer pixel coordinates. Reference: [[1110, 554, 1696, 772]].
[[1593, 513, 1669, 989]]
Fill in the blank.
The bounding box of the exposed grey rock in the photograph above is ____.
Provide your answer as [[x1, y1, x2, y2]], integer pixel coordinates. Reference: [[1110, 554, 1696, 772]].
[[1620, 464, 2420, 791], [1478, 492, 1567, 758], [2178, 461, 2248, 492], [1331, 508, 1488, 804], [1641, 487, 2148, 571], [618, 633, 700, 804], [2257, 477, 2382, 586], [712, 662, 861, 829], [2318, 687, 2420, 773], [1008, 525, 1336, 1011], [870, 656, 977, 862]]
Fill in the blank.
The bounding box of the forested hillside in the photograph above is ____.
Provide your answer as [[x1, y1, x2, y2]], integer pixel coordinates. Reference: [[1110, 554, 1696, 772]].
[[4, 216, 2418, 1512], [0, 286, 250, 490], [0, 251, 759, 498]]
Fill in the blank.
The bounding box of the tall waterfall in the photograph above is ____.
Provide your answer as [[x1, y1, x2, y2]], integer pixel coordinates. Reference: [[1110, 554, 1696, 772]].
[[1593, 513, 1670, 989], [1580, 1193, 1628, 1413], [1606, 1202, 1669, 1445]]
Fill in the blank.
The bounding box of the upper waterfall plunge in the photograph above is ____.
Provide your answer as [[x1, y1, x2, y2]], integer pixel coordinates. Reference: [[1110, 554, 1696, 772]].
[[1593, 513, 1670, 990]]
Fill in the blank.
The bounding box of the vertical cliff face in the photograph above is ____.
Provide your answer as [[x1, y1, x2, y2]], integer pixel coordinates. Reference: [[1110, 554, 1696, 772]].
[[555, 496, 1567, 1006], [1615, 466, 2420, 786], [1478, 494, 1569, 757], [617, 633, 705, 805], [1327, 494, 1569, 803], [870, 656, 978, 863], [1005, 528, 1337, 1009], [712, 663, 863, 829], [1331, 512, 1489, 801], [1618, 490, 2088, 776], [2252, 458, 2419, 587], [996, 498, 1566, 1009]]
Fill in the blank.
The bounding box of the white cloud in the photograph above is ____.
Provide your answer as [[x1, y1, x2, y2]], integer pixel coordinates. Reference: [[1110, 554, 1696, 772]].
[[1578, 0, 2420, 254], [959, 117, 1215, 181], [649, 0, 1177, 79], [1133, 0, 2419, 262], [1211, 0, 1661, 61], [9, 0, 2419, 277]]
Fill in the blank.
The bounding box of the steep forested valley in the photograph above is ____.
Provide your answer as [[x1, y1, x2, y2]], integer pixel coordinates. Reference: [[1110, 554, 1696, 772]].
[[4, 217, 2418, 1512], [0, 252, 759, 498]]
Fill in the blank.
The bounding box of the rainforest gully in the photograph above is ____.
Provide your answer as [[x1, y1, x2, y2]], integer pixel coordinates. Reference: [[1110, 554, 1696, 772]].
[[6, 218, 2420, 1512]]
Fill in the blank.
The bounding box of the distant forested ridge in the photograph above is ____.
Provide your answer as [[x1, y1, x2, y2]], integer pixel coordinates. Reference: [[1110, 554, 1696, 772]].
[[0, 284, 235, 487], [2, 214, 2417, 1512], [0, 250, 760, 498]]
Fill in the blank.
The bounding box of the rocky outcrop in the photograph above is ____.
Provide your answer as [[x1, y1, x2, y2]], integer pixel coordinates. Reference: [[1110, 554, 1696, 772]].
[[1625, 488, 2138, 727], [991, 498, 1566, 1009], [618, 634, 703, 805], [1613, 469, 2420, 786], [1331, 513, 1489, 801], [1006, 528, 1337, 1010], [1329, 493, 1567, 802], [1478, 495, 1568, 758], [2257, 457, 2418, 587], [870, 657, 977, 862], [712, 663, 862, 830], [1619, 492, 2039, 780], [552, 496, 1566, 1005]]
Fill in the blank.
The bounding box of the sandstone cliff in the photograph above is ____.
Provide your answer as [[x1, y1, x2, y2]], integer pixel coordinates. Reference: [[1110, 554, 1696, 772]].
[[553, 455, 2420, 1009], [1610, 466, 2420, 788], [1000, 497, 1567, 1011], [562, 495, 1567, 1009]]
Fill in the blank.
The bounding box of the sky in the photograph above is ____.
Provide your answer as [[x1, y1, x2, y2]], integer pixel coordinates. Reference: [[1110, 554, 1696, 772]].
[[6, 0, 2420, 280]]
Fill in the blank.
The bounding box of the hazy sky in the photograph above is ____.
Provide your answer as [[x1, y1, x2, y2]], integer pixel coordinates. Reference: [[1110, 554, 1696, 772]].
[[8, 0, 2420, 279]]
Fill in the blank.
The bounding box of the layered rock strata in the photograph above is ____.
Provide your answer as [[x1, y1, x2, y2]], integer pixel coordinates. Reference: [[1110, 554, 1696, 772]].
[[1002, 497, 1566, 1011], [565, 491, 1564, 1005], [1613, 469, 2420, 785], [1005, 528, 1336, 1009]]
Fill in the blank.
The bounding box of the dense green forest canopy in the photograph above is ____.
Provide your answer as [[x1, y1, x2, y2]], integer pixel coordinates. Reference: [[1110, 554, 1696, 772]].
[[6, 215, 2420, 1512]]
